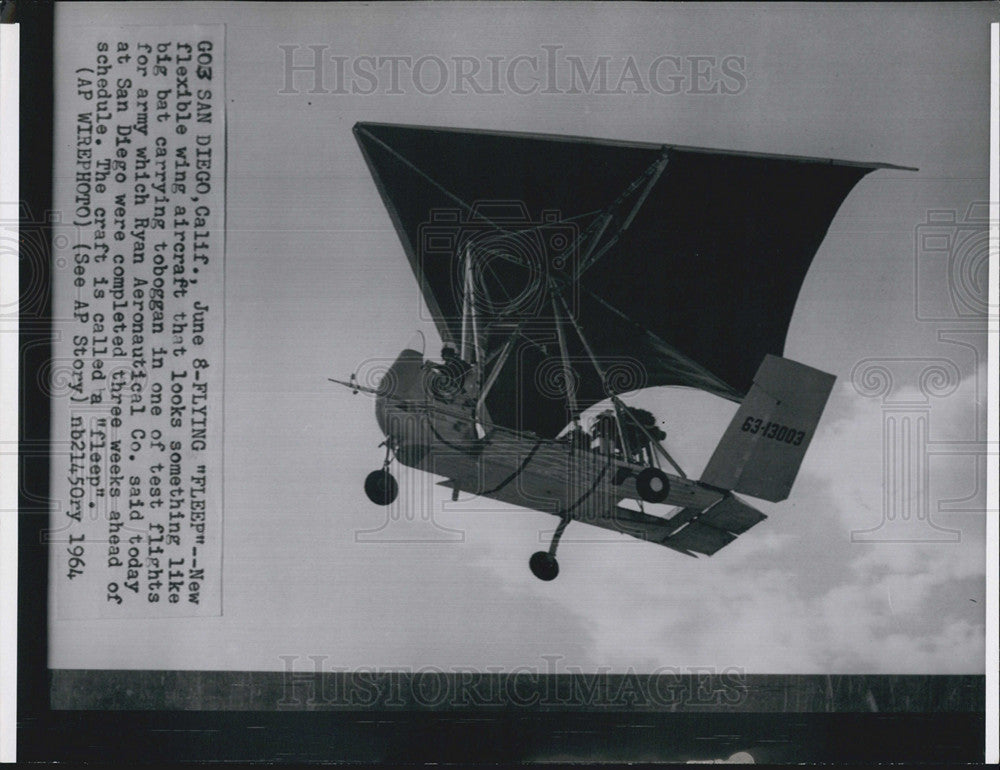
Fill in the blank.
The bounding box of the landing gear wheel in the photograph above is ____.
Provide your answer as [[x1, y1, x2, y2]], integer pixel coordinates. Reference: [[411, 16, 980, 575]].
[[636, 467, 670, 503], [364, 469, 398, 506], [529, 551, 559, 581]]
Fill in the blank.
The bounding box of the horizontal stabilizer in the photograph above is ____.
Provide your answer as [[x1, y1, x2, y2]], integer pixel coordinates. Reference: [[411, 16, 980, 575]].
[[700, 355, 835, 502], [666, 521, 736, 556], [697, 494, 768, 534], [587, 494, 765, 557], [663, 494, 767, 556]]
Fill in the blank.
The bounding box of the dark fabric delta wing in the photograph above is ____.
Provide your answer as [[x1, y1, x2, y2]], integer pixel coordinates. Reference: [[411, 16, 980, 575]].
[[354, 122, 909, 439]]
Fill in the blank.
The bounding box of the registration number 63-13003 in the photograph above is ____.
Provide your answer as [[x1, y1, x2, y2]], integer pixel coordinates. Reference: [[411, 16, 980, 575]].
[[740, 417, 805, 446]]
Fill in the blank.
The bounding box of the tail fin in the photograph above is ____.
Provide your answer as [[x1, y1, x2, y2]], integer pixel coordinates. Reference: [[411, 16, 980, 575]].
[[700, 355, 835, 502]]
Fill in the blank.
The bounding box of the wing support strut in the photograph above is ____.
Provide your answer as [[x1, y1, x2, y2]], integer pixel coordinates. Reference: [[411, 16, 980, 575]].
[[552, 290, 635, 460], [474, 323, 521, 423], [551, 295, 580, 430], [612, 396, 688, 479], [553, 289, 687, 477], [570, 148, 671, 281]]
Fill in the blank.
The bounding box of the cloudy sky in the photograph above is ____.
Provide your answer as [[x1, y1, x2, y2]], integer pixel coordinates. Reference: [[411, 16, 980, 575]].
[[51, 1, 992, 674]]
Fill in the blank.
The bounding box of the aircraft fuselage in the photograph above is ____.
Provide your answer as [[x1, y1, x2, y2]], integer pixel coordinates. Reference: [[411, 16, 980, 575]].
[[374, 348, 723, 524]]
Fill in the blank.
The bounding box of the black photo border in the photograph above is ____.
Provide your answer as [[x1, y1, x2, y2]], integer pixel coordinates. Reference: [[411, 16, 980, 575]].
[[13, 1, 986, 763]]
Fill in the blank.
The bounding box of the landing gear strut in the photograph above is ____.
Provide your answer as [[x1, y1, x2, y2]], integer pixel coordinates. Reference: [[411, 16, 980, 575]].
[[530, 515, 570, 581], [364, 442, 398, 506]]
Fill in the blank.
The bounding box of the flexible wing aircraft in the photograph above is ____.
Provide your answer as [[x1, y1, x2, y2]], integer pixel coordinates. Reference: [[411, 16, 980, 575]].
[[333, 122, 913, 580]]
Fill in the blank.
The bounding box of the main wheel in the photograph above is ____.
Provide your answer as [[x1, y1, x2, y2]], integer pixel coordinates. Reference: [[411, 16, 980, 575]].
[[529, 551, 559, 581], [636, 467, 670, 503], [364, 469, 398, 505]]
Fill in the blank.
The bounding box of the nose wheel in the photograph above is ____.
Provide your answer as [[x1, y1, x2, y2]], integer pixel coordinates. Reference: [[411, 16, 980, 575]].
[[530, 515, 570, 581], [364, 468, 398, 505], [364, 441, 399, 506], [529, 551, 559, 581]]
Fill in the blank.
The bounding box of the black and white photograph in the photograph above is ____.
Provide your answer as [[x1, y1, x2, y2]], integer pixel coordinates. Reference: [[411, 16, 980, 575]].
[[4, 1, 997, 764]]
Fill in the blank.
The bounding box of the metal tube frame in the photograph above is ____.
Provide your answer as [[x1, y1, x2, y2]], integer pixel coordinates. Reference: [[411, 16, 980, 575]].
[[551, 295, 580, 430]]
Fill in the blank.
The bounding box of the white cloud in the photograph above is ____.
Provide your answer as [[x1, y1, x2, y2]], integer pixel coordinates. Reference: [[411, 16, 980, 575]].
[[471, 370, 986, 674]]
